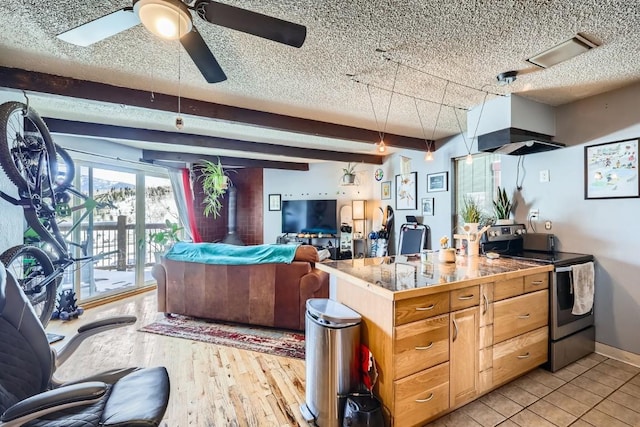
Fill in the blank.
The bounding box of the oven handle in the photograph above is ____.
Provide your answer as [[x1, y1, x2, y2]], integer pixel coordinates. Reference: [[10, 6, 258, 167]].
[[555, 266, 573, 273]]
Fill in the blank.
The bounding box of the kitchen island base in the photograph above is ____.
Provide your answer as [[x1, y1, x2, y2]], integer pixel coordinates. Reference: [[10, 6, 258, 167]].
[[318, 256, 553, 426]]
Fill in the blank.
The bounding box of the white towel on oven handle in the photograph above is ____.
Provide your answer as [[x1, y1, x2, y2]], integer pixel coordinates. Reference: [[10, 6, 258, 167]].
[[570, 261, 595, 315]]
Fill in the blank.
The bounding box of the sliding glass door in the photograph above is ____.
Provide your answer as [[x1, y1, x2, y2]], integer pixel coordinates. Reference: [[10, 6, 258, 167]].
[[59, 162, 175, 303]]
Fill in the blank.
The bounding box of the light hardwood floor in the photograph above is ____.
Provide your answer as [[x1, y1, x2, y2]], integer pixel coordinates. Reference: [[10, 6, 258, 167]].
[[46, 291, 308, 426], [47, 291, 640, 427]]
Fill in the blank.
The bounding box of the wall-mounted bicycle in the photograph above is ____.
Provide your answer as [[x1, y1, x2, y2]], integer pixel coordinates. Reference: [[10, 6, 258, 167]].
[[0, 100, 118, 326]]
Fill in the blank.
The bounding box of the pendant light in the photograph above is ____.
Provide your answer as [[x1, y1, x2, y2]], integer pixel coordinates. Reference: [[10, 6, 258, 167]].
[[415, 80, 449, 162], [366, 61, 400, 154], [454, 91, 489, 165]]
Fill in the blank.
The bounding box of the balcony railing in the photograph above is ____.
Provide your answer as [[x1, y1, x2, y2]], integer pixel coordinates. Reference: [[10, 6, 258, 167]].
[[58, 216, 170, 270]]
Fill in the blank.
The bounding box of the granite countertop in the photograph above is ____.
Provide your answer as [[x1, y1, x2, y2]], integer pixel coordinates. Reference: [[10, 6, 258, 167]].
[[317, 255, 552, 299]]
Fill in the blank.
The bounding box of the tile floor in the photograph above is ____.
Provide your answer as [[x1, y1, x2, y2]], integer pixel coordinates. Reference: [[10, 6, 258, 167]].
[[426, 353, 640, 427]]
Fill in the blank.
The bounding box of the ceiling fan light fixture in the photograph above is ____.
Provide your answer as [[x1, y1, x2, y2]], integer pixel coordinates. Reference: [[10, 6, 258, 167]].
[[134, 0, 192, 40]]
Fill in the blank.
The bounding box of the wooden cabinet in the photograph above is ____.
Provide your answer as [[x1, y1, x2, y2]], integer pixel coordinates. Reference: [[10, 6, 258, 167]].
[[394, 363, 450, 427], [394, 314, 449, 379], [449, 306, 479, 407], [493, 327, 548, 386], [494, 290, 548, 343], [333, 266, 551, 426]]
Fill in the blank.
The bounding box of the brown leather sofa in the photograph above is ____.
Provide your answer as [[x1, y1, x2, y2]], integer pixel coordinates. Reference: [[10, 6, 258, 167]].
[[151, 245, 329, 331]]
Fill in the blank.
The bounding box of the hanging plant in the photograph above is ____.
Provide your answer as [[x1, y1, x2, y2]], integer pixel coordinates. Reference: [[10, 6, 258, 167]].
[[341, 162, 357, 185], [196, 159, 234, 218]]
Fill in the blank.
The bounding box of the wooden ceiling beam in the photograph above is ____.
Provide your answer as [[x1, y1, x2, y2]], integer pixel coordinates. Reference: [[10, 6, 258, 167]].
[[142, 150, 310, 171], [0, 66, 426, 150], [44, 118, 383, 165]]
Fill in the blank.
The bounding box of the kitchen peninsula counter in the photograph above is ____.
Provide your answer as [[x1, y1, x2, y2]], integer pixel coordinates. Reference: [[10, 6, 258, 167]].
[[317, 255, 553, 426]]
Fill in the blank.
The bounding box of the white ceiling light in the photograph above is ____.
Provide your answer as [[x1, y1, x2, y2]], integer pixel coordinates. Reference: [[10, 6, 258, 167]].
[[528, 34, 599, 68], [134, 0, 192, 40]]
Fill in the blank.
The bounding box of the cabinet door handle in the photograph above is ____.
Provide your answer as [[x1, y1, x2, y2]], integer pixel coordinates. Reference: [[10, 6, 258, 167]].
[[415, 342, 434, 351], [452, 319, 458, 342], [458, 294, 474, 300], [531, 280, 543, 286], [416, 304, 435, 311], [415, 393, 434, 403], [482, 293, 488, 314], [517, 352, 531, 359], [518, 313, 531, 319]]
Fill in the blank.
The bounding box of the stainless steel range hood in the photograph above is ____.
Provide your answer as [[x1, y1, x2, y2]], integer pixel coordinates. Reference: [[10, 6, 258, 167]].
[[469, 94, 565, 155], [478, 128, 565, 155]]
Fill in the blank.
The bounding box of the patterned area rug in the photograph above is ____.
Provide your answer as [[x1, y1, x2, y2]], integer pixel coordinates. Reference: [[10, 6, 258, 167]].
[[139, 315, 305, 359]]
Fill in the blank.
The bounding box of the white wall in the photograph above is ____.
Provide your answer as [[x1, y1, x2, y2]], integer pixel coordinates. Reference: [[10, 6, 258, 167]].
[[499, 82, 640, 355]]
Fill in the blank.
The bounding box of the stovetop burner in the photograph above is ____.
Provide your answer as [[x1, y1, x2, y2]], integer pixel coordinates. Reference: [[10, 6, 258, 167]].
[[481, 225, 593, 266], [499, 250, 593, 266]]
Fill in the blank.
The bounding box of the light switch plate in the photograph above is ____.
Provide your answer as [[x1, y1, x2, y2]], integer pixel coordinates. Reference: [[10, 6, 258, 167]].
[[539, 170, 550, 183]]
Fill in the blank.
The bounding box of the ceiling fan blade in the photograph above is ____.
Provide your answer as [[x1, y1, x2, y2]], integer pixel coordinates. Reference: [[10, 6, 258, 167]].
[[181, 27, 227, 83], [196, 1, 306, 48], [57, 8, 140, 47]]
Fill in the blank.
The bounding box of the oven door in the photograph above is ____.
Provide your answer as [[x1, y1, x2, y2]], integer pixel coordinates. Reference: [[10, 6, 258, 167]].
[[550, 266, 594, 341]]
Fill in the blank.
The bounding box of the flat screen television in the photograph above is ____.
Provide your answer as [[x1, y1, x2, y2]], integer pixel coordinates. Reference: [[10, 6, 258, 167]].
[[281, 199, 338, 234]]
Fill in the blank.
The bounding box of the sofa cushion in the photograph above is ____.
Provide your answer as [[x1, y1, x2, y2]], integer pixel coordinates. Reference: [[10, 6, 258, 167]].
[[294, 245, 319, 263]]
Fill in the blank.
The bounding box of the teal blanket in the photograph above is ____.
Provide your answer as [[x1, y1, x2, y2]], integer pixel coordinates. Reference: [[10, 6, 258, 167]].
[[165, 242, 298, 265]]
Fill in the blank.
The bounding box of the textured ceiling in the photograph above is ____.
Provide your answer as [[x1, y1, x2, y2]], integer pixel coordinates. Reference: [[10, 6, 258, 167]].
[[1, 0, 639, 164]]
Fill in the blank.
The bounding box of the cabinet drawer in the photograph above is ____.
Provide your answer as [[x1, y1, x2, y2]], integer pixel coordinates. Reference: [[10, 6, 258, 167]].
[[450, 285, 480, 311], [395, 292, 449, 325], [524, 272, 549, 293], [492, 327, 548, 386], [494, 277, 524, 301], [394, 314, 449, 379], [494, 290, 548, 343], [394, 362, 449, 427]]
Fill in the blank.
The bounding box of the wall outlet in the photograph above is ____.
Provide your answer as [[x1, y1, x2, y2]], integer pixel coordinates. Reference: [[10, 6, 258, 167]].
[[539, 170, 550, 183], [530, 208, 539, 218], [544, 221, 552, 230]]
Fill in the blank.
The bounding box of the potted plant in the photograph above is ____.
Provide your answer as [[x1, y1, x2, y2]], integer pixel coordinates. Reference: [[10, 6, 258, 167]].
[[149, 219, 183, 263], [341, 162, 357, 185], [460, 196, 483, 226], [493, 186, 513, 225], [196, 158, 233, 218]]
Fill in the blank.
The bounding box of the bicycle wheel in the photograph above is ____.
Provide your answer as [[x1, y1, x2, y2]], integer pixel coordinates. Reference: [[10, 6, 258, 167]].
[[0, 101, 58, 195], [1, 245, 58, 327], [53, 143, 75, 192]]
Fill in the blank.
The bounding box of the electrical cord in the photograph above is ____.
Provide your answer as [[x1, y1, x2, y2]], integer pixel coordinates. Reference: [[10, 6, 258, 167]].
[[516, 155, 526, 190]]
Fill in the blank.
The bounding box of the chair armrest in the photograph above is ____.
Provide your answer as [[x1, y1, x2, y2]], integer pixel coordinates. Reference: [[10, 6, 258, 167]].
[[55, 316, 136, 367], [0, 382, 107, 426]]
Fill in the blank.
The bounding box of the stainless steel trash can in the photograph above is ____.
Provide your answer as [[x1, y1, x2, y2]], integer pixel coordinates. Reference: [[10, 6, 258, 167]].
[[301, 298, 362, 426]]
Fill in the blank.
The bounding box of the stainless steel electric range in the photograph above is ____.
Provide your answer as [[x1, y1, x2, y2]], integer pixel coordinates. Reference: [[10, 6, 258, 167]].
[[482, 224, 595, 372]]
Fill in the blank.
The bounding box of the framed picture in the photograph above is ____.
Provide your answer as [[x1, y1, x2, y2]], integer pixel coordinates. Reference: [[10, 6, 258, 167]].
[[585, 138, 639, 199], [422, 198, 434, 216], [268, 194, 281, 211], [395, 172, 417, 210], [427, 171, 448, 192], [381, 181, 392, 200]]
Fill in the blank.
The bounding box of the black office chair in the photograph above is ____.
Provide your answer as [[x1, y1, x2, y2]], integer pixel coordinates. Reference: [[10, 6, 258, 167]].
[[397, 223, 429, 255], [0, 262, 170, 426]]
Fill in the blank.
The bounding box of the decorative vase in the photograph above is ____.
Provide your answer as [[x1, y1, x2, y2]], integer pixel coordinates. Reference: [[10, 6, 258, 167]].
[[439, 248, 456, 263], [463, 222, 479, 234], [342, 174, 356, 185]]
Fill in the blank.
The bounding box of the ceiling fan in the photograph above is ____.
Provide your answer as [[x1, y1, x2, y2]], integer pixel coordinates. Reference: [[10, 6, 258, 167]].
[[56, 0, 307, 83]]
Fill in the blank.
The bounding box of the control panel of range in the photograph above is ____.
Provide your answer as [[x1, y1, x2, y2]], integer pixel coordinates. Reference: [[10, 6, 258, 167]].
[[483, 224, 526, 242]]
